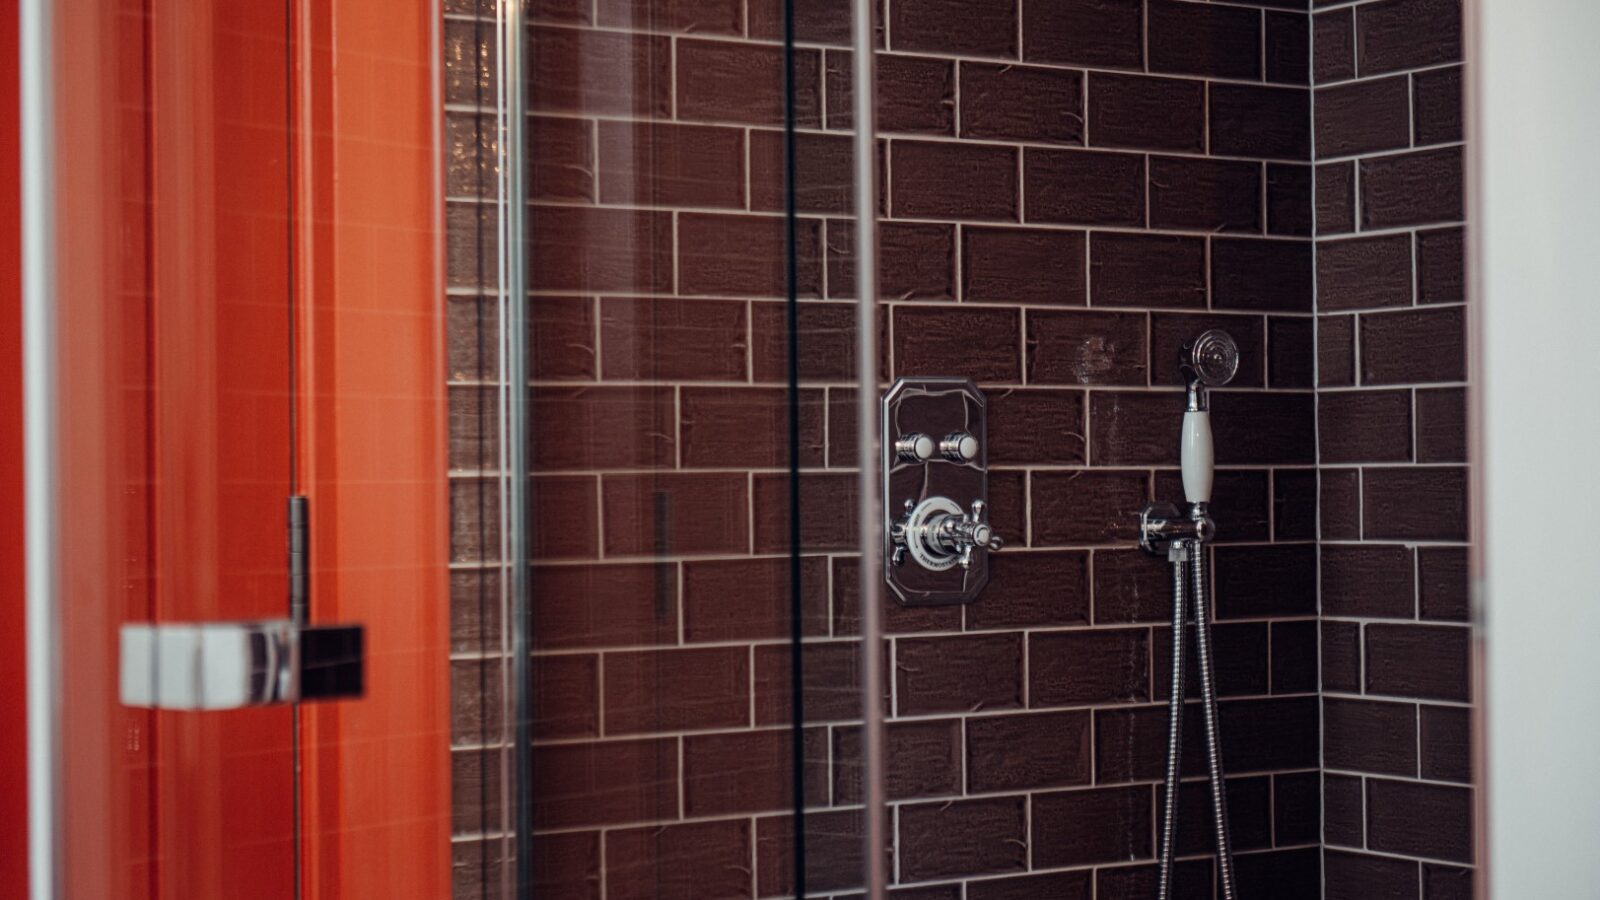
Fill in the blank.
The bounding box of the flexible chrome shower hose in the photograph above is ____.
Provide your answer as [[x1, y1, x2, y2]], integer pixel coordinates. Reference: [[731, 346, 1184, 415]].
[[1155, 541, 1239, 900]]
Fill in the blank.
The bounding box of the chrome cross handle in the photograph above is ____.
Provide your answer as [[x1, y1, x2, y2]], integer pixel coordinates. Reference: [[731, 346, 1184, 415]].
[[892, 496, 1004, 572]]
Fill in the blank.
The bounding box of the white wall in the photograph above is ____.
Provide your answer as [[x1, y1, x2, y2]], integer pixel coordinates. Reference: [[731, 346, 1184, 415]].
[[1477, 0, 1600, 895]]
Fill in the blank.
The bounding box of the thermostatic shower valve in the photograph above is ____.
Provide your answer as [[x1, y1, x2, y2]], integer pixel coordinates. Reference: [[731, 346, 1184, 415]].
[[881, 377, 1000, 605]]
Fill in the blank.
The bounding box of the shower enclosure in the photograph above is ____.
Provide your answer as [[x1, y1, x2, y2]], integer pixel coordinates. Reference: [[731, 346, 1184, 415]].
[[18, 0, 1474, 897]]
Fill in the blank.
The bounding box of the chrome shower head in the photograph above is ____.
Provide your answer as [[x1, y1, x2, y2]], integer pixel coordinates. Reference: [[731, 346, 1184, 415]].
[[1181, 329, 1239, 410]]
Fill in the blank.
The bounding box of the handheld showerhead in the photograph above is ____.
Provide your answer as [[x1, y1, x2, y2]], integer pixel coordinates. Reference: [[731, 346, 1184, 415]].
[[1176, 329, 1238, 508], [1184, 329, 1240, 389]]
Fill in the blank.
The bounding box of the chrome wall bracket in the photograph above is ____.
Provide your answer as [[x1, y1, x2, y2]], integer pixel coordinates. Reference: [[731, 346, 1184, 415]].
[[1139, 501, 1215, 559], [882, 377, 1001, 605], [120, 620, 364, 711]]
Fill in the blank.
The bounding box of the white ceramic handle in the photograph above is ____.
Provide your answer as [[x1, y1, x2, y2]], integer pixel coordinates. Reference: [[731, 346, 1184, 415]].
[[1181, 410, 1213, 504]]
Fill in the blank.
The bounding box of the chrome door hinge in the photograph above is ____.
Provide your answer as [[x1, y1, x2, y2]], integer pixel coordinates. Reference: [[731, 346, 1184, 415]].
[[289, 494, 309, 622]]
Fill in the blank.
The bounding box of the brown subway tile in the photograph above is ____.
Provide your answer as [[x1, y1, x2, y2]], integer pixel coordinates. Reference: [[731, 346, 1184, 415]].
[[1316, 160, 1357, 235], [601, 472, 750, 556], [755, 809, 872, 896], [533, 563, 677, 648], [529, 386, 675, 471], [1314, 8, 1356, 84], [1416, 387, 1466, 463], [1319, 389, 1413, 463], [534, 475, 603, 559], [1421, 704, 1471, 782], [1425, 864, 1474, 900], [446, 201, 497, 290], [960, 61, 1083, 144], [749, 130, 854, 215], [1026, 309, 1149, 385], [1165, 777, 1273, 855], [1366, 623, 1471, 702], [900, 796, 1029, 881], [1321, 467, 1362, 540], [966, 710, 1092, 792], [1414, 65, 1464, 146], [1095, 860, 1213, 900], [752, 471, 858, 552], [1031, 469, 1149, 545], [1324, 697, 1418, 777], [1234, 848, 1322, 896], [891, 0, 1017, 57], [1151, 312, 1267, 389], [451, 295, 596, 382], [452, 749, 501, 834], [1321, 620, 1362, 694], [1032, 786, 1153, 867], [1024, 148, 1146, 227], [606, 819, 753, 900], [682, 556, 830, 642], [1362, 466, 1468, 541], [1318, 234, 1414, 311], [750, 0, 853, 43], [1361, 147, 1465, 230], [1153, 469, 1269, 544], [1265, 11, 1310, 84], [1419, 546, 1470, 622], [443, 19, 493, 104], [751, 300, 871, 383], [1367, 777, 1473, 863], [1272, 620, 1319, 694], [597, 121, 744, 208], [1149, 156, 1263, 234], [678, 212, 823, 298], [1148, 0, 1260, 79], [1325, 850, 1420, 900], [1086, 73, 1205, 153], [1315, 76, 1412, 159], [1267, 164, 1315, 237], [834, 718, 964, 802], [1274, 469, 1321, 542], [829, 220, 958, 302], [1221, 697, 1320, 771], [1214, 544, 1319, 618], [1324, 775, 1365, 848], [1275, 770, 1323, 845], [897, 633, 1024, 715], [530, 206, 674, 293], [1269, 316, 1315, 388], [1022, 0, 1143, 69], [755, 640, 874, 724], [603, 646, 750, 734], [834, 556, 965, 635], [968, 871, 1092, 900], [1417, 226, 1466, 305], [1356, 0, 1462, 76], [827, 51, 956, 135], [596, 0, 741, 32], [1093, 548, 1174, 624], [1030, 628, 1150, 706], [599, 298, 747, 381], [1092, 706, 1189, 784], [533, 738, 679, 828], [1361, 306, 1466, 384], [529, 0, 593, 20], [676, 39, 820, 127], [988, 469, 1029, 548], [1152, 621, 1270, 699], [451, 570, 501, 654], [892, 141, 1019, 221], [457, 831, 597, 900], [682, 728, 827, 816], [1322, 544, 1416, 618], [963, 226, 1086, 306], [988, 389, 1087, 466], [680, 386, 825, 469], [966, 548, 1090, 630], [1212, 392, 1317, 465], [1319, 314, 1356, 387], [1089, 390, 1181, 466], [893, 304, 1022, 382], [1210, 85, 1311, 160], [534, 653, 602, 740], [1211, 238, 1314, 313], [528, 26, 670, 116], [1090, 233, 1207, 309]]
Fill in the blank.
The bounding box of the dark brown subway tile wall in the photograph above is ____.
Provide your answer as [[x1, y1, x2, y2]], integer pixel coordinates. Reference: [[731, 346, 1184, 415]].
[[441, 0, 1469, 897], [1313, 0, 1473, 895]]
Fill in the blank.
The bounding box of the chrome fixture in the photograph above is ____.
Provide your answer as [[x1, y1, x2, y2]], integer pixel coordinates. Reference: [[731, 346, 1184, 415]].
[[120, 620, 364, 710], [882, 378, 1001, 604], [1141, 329, 1241, 900]]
